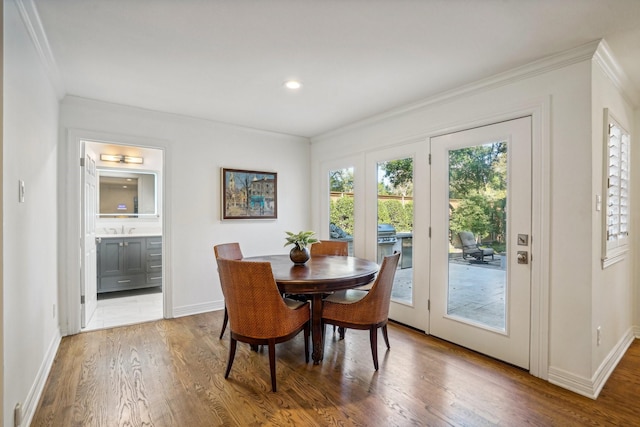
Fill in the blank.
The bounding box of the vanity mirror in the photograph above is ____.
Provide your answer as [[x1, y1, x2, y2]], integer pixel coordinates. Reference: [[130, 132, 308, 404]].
[[98, 169, 157, 217]]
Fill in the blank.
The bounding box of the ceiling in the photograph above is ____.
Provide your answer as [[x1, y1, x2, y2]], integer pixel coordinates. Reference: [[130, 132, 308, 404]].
[[33, 0, 640, 138]]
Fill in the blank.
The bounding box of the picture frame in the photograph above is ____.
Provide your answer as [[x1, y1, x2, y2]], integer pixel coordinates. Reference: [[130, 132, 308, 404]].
[[221, 168, 277, 219]]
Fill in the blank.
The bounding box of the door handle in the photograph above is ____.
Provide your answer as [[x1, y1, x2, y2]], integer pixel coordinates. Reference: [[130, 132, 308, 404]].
[[517, 251, 528, 264]]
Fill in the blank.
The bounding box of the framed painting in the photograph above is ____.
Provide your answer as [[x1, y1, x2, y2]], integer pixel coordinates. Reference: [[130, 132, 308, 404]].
[[221, 168, 277, 219]]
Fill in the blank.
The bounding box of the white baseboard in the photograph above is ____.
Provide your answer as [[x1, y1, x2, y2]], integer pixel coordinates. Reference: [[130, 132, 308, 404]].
[[172, 299, 224, 318], [22, 327, 62, 427], [548, 328, 635, 399]]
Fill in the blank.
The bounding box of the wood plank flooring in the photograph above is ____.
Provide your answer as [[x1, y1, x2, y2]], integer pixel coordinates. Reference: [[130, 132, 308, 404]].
[[32, 311, 640, 426]]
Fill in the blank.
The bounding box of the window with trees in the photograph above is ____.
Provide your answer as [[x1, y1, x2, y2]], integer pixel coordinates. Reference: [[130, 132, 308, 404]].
[[329, 167, 355, 256], [448, 142, 507, 253]]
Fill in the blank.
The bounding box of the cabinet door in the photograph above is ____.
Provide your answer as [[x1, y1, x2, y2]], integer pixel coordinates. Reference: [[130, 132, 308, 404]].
[[123, 238, 145, 274], [99, 239, 124, 276]]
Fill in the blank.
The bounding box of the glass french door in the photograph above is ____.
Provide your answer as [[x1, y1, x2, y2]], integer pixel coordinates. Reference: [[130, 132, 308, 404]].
[[367, 142, 429, 331], [429, 117, 532, 369], [376, 158, 414, 306]]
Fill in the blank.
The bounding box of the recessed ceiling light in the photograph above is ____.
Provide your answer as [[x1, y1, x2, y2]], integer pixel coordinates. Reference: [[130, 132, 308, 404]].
[[284, 80, 302, 90]]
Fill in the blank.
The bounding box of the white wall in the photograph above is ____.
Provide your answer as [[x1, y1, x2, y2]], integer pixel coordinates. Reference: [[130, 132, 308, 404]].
[[59, 97, 311, 324], [3, 1, 61, 425], [310, 42, 638, 395], [590, 52, 636, 383]]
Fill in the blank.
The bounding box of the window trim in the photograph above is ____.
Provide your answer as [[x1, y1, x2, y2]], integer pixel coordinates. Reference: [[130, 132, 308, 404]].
[[602, 109, 630, 268]]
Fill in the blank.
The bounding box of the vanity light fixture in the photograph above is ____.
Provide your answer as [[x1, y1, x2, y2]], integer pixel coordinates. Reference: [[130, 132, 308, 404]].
[[284, 80, 302, 90], [100, 154, 144, 164]]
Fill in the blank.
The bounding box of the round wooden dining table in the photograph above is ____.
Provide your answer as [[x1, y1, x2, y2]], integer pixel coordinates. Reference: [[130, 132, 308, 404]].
[[246, 254, 379, 364]]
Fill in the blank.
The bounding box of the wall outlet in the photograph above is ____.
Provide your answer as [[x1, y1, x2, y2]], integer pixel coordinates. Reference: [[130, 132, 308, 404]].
[[597, 326, 602, 346], [53, 303, 56, 318]]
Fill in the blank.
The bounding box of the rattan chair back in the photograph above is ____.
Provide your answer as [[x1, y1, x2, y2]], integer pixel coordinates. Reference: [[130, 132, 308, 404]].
[[216, 258, 310, 339], [214, 242, 243, 260], [216, 258, 310, 391], [321, 252, 400, 370], [310, 240, 348, 256], [324, 252, 399, 325], [214, 243, 244, 339]]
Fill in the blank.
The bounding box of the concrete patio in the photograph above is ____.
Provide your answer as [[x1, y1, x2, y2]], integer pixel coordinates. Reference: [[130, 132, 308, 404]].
[[391, 254, 506, 330]]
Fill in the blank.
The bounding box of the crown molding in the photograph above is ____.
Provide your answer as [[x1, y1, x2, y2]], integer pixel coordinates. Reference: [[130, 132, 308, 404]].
[[61, 96, 308, 142], [15, 0, 65, 99], [313, 41, 601, 142], [593, 39, 640, 108]]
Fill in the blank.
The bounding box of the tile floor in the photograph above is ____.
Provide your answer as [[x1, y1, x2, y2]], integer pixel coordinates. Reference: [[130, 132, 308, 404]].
[[83, 287, 163, 331]]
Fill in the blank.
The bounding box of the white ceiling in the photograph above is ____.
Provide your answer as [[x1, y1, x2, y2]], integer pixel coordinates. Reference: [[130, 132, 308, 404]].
[[34, 0, 640, 138]]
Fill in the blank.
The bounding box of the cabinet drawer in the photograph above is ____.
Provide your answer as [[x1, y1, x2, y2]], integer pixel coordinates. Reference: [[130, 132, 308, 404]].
[[146, 237, 163, 249], [99, 274, 146, 292], [146, 273, 163, 285], [147, 261, 162, 273], [146, 251, 162, 262]]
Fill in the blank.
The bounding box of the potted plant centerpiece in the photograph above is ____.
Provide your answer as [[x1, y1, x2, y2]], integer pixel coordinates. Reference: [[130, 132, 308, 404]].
[[284, 230, 318, 265]]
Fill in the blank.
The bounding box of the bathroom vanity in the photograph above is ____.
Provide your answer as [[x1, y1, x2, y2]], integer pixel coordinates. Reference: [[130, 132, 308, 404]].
[[96, 235, 162, 293]]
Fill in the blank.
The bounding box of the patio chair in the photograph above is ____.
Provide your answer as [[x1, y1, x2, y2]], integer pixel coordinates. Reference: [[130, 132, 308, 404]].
[[458, 231, 494, 262]]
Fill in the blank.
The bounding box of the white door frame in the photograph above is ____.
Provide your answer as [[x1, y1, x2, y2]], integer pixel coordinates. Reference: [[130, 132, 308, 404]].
[[426, 99, 550, 378], [60, 129, 172, 335], [429, 116, 532, 369], [80, 143, 98, 327]]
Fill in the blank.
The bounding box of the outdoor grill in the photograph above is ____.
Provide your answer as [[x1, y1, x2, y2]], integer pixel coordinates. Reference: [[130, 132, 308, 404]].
[[377, 223, 397, 263], [377, 224, 397, 245]]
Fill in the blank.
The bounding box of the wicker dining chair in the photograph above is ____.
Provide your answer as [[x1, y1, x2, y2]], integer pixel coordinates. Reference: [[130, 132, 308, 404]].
[[214, 243, 243, 339], [321, 252, 400, 370], [308, 239, 350, 336], [310, 240, 348, 256], [216, 258, 310, 392]]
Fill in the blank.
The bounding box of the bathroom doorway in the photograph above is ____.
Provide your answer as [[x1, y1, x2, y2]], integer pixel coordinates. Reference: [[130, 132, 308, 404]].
[[81, 140, 165, 331]]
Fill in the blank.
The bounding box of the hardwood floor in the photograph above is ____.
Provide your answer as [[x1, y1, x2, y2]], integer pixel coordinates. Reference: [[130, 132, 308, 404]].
[[32, 311, 639, 426]]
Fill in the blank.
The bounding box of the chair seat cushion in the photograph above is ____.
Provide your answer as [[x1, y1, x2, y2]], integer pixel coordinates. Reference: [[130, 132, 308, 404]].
[[324, 289, 369, 304], [284, 298, 308, 310], [354, 280, 374, 291]]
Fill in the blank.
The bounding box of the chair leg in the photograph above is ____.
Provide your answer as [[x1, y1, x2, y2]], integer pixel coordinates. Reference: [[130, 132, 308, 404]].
[[369, 326, 379, 370], [382, 324, 390, 349], [219, 307, 228, 339], [224, 338, 237, 379], [338, 326, 346, 340], [268, 339, 277, 392], [304, 321, 310, 363]]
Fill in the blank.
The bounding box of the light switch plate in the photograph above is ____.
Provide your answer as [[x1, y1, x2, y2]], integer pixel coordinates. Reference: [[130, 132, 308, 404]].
[[18, 180, 25, 203]]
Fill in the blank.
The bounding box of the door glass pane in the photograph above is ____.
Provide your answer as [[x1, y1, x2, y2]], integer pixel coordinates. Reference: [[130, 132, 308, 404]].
[[329, 168, 354, 256], [447, 142, 507, 330], [377, 158, 413, 305]]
